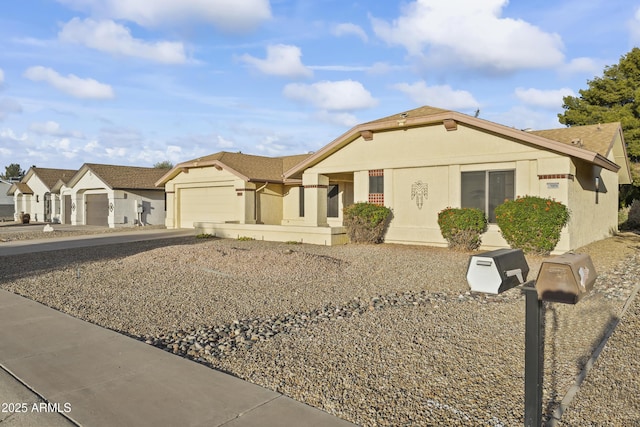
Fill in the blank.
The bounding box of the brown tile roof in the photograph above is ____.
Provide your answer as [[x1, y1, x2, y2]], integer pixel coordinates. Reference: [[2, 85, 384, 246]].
[[80, 164, 168, 190], [8, 182, 33, 195], [530, 122, 621, 157], [361, 105, 452, 126], [30, 168, 77, 189], [157, 152, 313, 186]]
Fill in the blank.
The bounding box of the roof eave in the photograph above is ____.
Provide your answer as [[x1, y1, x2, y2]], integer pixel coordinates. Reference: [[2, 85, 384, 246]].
[[155, 159, 252, 186]]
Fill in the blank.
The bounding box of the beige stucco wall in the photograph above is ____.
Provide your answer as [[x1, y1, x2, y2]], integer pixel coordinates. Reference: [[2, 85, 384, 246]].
[[300, 123, 606, 252], [566, 158, 619, 250], [282, 185, 304, 225], [256, 183, 284, 225]]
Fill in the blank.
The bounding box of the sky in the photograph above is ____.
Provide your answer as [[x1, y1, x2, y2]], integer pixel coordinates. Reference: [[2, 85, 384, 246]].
[[1, 0, 639, 172]]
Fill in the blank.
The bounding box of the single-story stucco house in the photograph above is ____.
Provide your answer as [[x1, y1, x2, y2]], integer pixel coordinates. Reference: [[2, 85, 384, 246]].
[[64, 163, 168, 227], [8, 167, 77, 223], [158, 106, 632, 253], [156, 151, 313, 233]]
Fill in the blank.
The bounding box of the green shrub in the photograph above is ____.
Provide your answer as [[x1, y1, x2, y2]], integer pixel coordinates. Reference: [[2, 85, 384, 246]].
[[237, 236, 255, 241], [495, 196, 570, 255], [195, 233, 215, 239], [437, 208, 487, 251], [343, 202, 393, 243]]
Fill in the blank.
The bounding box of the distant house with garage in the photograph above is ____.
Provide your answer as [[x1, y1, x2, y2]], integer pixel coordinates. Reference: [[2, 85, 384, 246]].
[[7, 167, 77, 223], [65, 163, 167, 227], [159, 106, 632, 253], [0, 178, 18, 220]]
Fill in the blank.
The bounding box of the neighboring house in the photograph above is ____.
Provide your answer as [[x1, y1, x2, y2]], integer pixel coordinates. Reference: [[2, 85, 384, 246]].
[[7, 168, 77, 222], [160, 106, 632, 253], [157, 151, 316, 237], [65, 163, 167, 227], [0, 178, 17, 220]]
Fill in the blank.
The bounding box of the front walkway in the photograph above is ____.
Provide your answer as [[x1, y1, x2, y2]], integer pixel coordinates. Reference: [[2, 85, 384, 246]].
[[0, 288, 355, 427]]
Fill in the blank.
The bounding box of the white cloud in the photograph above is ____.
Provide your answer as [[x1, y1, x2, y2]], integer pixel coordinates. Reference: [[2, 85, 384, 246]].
[[56, 0, 272, 33], [515, 87, 575, 109], [255, 135, 286, 156], [0, 98, 23, 120], [105, 146, 128, 158], [332, 23, 368, 42], [283, 80, 378, 111], [216, 135, 235, 148], [0, 128, 28, 141], [0, 147, 10, 157], [491, 106, 562, 131], [371, 0, 564, 72], [59, 18, 187, 64], [560, 57, 600, 76], [0, 68, 4, 85], [393, 81, 479, 110], [239, 44, 312, 78], [29, 121, 84, 138], [313, 110, 359, 128], [24, 66, 115, 99], [84, 140, 100, 152]]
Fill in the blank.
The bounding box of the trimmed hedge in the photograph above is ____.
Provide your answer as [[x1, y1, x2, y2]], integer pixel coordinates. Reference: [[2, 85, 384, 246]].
[[494, 196, 570, 255], [437, 207, 487, 251], [343, 202, 393, 243]]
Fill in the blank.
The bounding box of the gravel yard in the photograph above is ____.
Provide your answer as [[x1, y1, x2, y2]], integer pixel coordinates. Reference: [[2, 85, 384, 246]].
[[1, 232, 639, 426]]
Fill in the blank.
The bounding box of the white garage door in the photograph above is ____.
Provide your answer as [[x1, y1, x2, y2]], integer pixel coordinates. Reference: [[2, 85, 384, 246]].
[[179, 186, 236, 228], [85, 193, 109, 226]]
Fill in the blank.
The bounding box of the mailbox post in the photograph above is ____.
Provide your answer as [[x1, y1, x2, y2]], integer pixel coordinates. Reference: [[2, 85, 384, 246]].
[[466, 249, 596, 427], [523, 283, 544, 427]]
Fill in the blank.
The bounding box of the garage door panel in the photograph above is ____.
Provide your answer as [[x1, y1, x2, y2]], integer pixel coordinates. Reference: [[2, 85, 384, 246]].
[[179, 187, 235, 228], [86, 193, 109, 226]]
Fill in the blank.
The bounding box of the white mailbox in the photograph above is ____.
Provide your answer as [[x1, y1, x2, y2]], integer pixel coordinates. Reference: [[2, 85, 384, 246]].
[[466, 249, 529, 294]]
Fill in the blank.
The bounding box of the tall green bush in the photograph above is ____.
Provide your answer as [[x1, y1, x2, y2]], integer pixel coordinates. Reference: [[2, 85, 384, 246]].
[[495, 196, 570, 255], [437, 207, 487, 251], [343, 202, 393, 243]]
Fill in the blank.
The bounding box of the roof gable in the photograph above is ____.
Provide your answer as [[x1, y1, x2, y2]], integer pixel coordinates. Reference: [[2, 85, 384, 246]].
[[156, 152, 313, 186], [68, 163, 167, 190], [283, 106, 625, 179], [23, 167, 77, 190]]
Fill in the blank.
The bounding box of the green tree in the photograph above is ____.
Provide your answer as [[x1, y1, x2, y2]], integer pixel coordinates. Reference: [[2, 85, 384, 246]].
[[153, 160, 173, 169], [558, 47, 640, 192], [1, 163, 25, 180]]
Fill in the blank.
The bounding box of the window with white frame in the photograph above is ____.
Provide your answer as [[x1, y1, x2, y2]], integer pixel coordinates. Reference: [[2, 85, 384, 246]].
[[461, 170, 515, 222]]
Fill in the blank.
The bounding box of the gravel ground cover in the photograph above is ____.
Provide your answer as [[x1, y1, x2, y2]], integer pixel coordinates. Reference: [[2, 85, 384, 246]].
[[1, 232, 638, 426]]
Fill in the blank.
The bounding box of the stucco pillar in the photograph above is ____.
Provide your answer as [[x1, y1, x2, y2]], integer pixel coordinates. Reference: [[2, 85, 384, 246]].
[[71, 192, 82, 225], [165, 191, 175, 228], [303, 173, 329, 226], [235, 180, 256, 224]]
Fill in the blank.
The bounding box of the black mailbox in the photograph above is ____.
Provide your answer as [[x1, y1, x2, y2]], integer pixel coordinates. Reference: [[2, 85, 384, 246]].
[[535, 253, 596, 304], [466, 249, 530, 294]]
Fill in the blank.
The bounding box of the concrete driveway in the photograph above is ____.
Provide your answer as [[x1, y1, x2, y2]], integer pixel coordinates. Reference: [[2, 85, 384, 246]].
[[0, 227, 194, 257]]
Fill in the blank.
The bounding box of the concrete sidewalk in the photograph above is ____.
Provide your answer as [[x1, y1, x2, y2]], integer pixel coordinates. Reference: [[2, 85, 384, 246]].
[[0, 289, 356, 426]]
